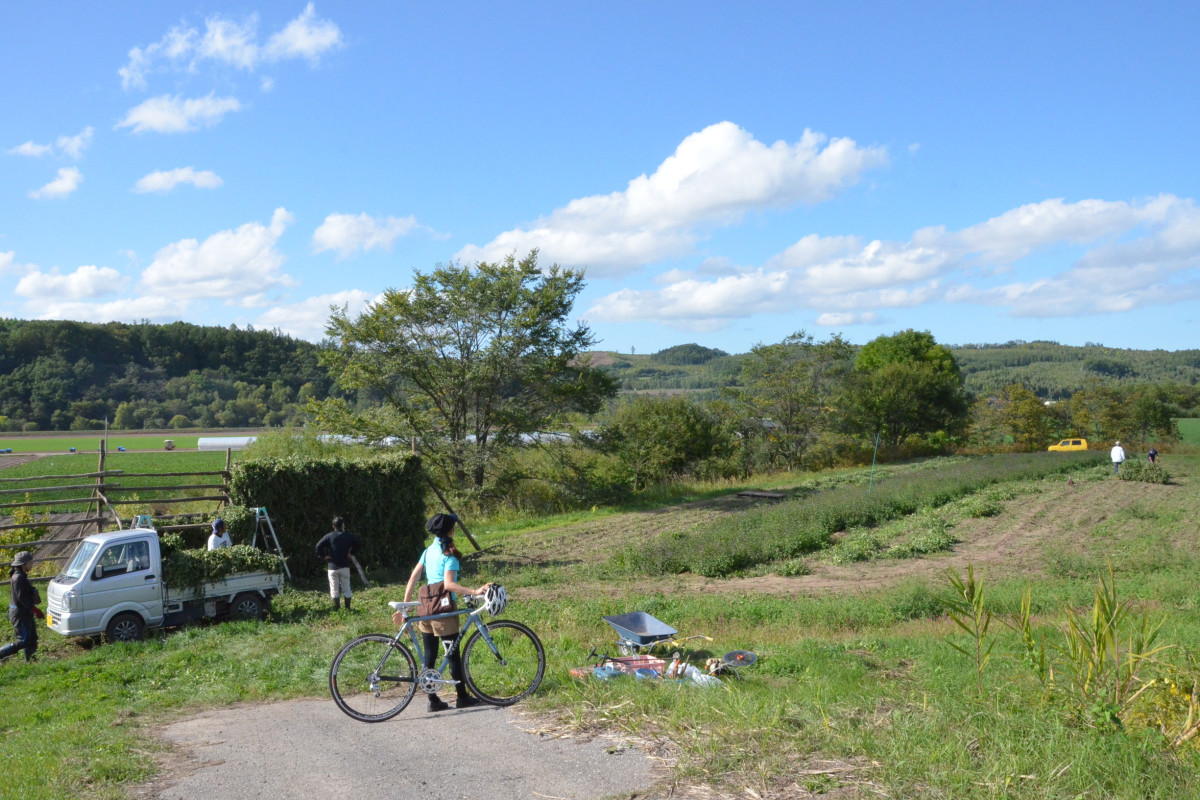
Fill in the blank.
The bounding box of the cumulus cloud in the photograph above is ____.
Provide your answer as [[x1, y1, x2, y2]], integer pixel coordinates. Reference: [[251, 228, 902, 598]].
[[25, 295, 190, 325], [312, 213, 423, 258], [29, 167, 83, 200], [140, 208, 296, 300], [116, 93, 242, 134], [265, 3, 344, 62], [455, 122, 888, 276], [15, 265, 127, 299], [119, 4, 342, 90], [133, 167, 224, 193], [7, 126, 93, 159], [254, 289, 378, 341], [587, 194, 1200, 329]]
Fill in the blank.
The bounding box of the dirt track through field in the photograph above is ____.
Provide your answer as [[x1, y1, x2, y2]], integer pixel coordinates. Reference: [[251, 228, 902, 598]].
[[480, 473, 1190, 600]]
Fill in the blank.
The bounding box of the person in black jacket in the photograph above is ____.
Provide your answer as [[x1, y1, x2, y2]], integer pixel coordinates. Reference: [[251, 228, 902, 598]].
[[1, 551, 44, 662], [315, 517, 360, 611]]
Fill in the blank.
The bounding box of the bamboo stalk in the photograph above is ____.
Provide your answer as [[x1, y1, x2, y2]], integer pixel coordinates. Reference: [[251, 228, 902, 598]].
[[103, 495, 228, 506], [0, 517, 108, 533], [0, 532, 106, 548], [0, 470, 121, 483], [0, 496, 104, 509], [0, 483, 121, 496], [104, 484, 227, 492]]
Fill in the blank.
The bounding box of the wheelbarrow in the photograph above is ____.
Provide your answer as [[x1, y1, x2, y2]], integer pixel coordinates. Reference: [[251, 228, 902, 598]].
[[602, 611, 712, 656]]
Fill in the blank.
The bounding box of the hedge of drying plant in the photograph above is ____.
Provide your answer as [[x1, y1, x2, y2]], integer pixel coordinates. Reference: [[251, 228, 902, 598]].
[[628, 452, 1105, 577], [228, 453, 426, 578]]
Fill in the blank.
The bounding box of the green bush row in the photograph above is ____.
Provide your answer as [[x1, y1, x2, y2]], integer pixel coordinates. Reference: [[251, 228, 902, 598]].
[[1117, 459, 1171, 484], [227, 453, 426, 579], [626, 452, 1105, 577]]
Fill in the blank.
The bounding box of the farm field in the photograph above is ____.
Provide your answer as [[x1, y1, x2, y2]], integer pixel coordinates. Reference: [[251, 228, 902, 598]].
[[1177, 418, 1200, 445], [0, 433, 202, 454], [4, 454, 1200, 798]]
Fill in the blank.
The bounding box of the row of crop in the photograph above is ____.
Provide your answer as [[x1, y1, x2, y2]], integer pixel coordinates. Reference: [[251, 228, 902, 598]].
[[625, 452, 1105, 577]]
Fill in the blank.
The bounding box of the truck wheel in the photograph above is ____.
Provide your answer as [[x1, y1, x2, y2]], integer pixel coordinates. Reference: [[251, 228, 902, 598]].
[[106, 613, 145, 643], [230, 593, 265, 620]]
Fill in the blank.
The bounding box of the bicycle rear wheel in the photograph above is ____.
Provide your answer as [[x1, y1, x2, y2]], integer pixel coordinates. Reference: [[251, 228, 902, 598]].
[[462, 620, 546, 706], [329, 634, 417, 722]]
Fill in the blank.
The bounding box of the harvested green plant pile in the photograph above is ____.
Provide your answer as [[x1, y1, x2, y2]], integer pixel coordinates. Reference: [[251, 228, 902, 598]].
[[160, 533, 283, 594]]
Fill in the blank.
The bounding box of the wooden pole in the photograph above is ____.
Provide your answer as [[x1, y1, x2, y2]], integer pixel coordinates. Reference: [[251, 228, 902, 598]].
[[423, 475, 480, 551]]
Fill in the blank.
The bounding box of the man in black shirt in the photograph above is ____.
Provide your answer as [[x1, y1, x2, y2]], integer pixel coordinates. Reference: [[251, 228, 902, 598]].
[[315, 517, 360, 611], [2, 551, 44, 662]]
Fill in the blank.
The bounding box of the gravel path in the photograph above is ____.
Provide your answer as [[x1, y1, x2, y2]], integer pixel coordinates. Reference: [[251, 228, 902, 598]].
[[146, 698, 657, 800]]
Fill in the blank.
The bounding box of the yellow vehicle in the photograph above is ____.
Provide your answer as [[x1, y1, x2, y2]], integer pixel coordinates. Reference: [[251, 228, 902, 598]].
[[1048, 438, 1088, 452]]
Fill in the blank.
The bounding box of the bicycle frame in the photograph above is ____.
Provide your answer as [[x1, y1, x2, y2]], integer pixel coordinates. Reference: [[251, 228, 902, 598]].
[[389, 600, 503, 690]]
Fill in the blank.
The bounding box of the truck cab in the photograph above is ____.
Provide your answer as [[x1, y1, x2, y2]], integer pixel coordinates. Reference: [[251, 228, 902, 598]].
[[46, 528, 164, 642], [1048, 438, 1088, 452]]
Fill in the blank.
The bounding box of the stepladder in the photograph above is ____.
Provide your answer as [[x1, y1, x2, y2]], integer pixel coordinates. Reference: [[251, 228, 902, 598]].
[[252, 507, 292, 581]]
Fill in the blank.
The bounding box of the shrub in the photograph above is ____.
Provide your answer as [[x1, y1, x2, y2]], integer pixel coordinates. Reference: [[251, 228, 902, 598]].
[[1118, 460, 1171, 484]]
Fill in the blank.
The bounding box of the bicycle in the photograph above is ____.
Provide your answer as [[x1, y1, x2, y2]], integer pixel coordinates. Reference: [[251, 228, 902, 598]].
[[329, 585, 546, 723]]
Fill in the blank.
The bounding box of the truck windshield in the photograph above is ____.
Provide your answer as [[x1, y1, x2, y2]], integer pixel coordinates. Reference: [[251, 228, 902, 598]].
[[61, 541, 100, 580]]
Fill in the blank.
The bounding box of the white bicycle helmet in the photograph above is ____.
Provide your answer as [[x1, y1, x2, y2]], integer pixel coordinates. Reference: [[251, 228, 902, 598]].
[[483, 584, 507, 616]]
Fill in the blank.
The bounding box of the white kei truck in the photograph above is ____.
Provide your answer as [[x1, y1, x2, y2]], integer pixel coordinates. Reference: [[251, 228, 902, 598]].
[[45, 527, 284, 643]]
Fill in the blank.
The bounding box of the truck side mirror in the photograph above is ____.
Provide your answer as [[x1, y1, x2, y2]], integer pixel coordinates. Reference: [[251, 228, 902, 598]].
[[94, 564, 105, 581]]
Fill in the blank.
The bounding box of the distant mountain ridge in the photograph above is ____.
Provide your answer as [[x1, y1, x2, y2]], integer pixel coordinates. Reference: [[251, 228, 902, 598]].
[[590, 340, 1200, 398]]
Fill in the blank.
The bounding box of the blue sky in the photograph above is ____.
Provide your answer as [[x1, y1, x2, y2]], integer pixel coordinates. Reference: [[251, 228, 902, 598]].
[[2, 2, 1198, 355]]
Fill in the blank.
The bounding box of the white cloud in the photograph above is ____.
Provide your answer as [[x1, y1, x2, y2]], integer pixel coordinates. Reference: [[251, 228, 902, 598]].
[[25, 295, 190, 325], [29, 167, 83, 200], [15, 265, 127, 299], [312, 213, 422, 258], [140, 208, 296, 300], [120, 25, 197, 90], [456, 121, 888, 276], [56, 127, 94, 159], [265, 3, 343, 63], [815, 311, 880, 326], [133, 167, 224, 193], [586, 194, 1200, 329], [197, 15, 260, 69], [7, 126, 93, 159], [116, 93, 242, 134], [7, 141, 53, 157], [119, 5, 341, 90], [254, 289, 378, 341]]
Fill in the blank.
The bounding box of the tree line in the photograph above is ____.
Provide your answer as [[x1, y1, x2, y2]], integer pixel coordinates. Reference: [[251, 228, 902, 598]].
[[0, 319, 335, 432]]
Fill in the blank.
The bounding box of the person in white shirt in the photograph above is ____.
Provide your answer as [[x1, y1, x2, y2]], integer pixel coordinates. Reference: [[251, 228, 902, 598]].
[[1110, 441, 1126, 475], [207, 518, 232, 550]]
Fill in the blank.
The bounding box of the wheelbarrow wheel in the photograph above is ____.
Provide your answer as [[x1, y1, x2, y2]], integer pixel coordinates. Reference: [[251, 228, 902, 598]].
[[617, 642, 635, 656]]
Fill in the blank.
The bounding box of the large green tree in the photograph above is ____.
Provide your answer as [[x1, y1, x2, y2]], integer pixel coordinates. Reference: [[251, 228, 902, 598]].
[[730, 331, 854, 471], [844, 329, 971, 448], [317, 252, 617, 493], [601, 395, 728, 490]]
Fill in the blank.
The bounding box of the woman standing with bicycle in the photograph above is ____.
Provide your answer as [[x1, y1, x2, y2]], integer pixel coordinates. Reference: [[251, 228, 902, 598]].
[[394, 513, 490, 712]]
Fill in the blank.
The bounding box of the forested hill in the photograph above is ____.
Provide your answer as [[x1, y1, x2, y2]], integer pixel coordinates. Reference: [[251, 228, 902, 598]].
[[592, 340, 1200, 399], [0, 319, 333, 431]]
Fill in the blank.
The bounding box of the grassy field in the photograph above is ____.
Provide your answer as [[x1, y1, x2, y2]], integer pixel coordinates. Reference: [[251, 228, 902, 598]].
[[0, 434, 203, 453], [5, 455, 1200, 798], [1177, 418, 1200, 445]]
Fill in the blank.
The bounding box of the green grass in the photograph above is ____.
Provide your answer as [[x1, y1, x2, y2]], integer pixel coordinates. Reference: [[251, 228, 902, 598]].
[[0, 434, 205, 453], [6, 456, 1200, 798], [1176, 418, 1200, 446]]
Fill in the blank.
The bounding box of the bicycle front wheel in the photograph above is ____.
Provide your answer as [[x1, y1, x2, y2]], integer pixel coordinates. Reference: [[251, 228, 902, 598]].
[[329, 634, 417, 722], [462, 620, 546, 706]]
